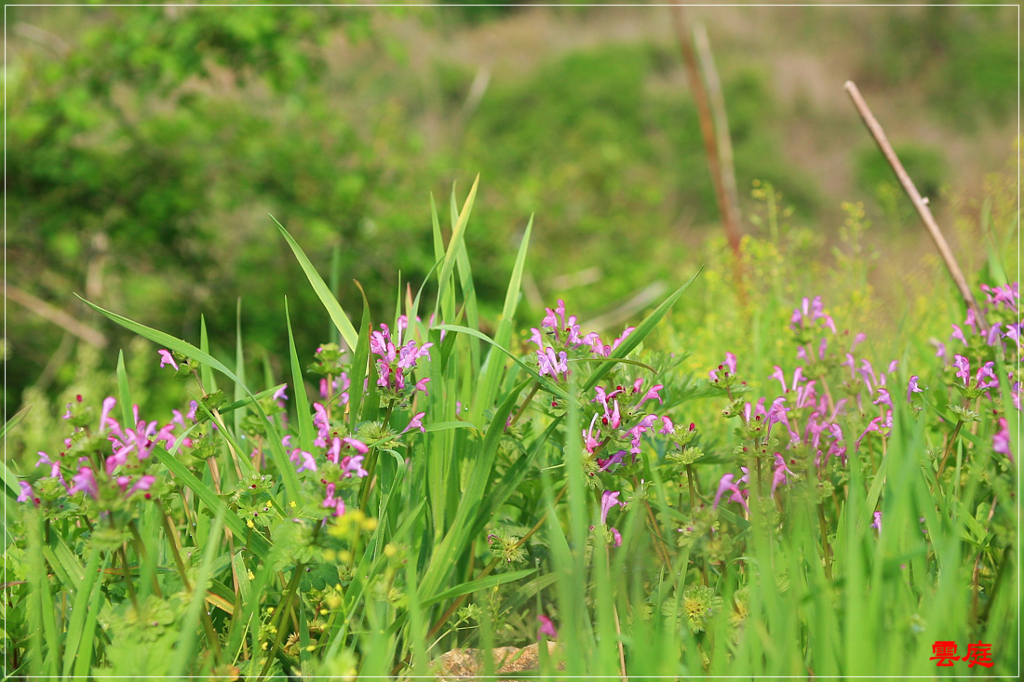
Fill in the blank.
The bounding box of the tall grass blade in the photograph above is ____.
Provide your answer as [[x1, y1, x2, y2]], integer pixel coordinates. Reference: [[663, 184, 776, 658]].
[[273, 216, 359, 350]]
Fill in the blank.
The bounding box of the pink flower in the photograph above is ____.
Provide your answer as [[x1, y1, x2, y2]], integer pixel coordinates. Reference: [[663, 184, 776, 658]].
[[771, 454, 793, 497], [950, 325, 967, 345], [583, 415, 603, 455], [291, 449, 317, 473], [18, 481, 38, 506], [871, 511, 882, 532], [537, 614, 557, 640], [637, 384, 664, 407], [158, 349, 179, 371], [974, 362, 998, 390], [713, 473, 750, 513], [907, 376, 923, 402], [401, 412, 426, 434], [993, 418, 1012, 462], [69, 467, 99, 498], [127, 475, 156, 497], [609, 527, 622, 548], [597, 450, 626, 472], [872, 388, 892, 409], [600, 490, 623, 525], [725, 352, 737, 374], [659, 416, 675, 435], [322, 483, 346, 517], [99, 397, 118, 433], [953, 355, 970, 385], [273, 385, 288, 403]]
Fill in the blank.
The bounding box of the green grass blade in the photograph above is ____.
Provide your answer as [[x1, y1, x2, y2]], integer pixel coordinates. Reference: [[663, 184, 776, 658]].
[[171, 511, 224, 679], [200, 315, 217, 393], [234, 298, 246, 437], [470, 215, 532, 425], [435, 324, 570, 401], [151, 445, 270, 556], [273, 215, 359, 351], [1, 406, 31, 498], [433, 175, 480, 322], [348, 282, 373, 426], [583, 267, 703, 391], [285, 297, 315, 455], [329, 243, 343, 345], [62, 545, 102, 679], [116, 350, 135, 427], [418, 380, 530, 599], [421, 568, 536, 608]]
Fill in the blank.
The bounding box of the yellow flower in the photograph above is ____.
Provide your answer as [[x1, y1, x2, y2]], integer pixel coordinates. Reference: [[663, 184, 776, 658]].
[[247, 519, 255, 529]]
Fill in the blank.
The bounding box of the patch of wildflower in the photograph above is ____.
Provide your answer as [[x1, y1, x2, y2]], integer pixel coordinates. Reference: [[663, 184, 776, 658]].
[[529, 299, 634, 382], [370, 321, 432, 405]]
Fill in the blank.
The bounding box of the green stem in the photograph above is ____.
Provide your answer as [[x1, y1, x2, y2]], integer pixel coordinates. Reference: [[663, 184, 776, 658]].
[[936, 419, 964, 481], [259, 564, 305, 680]]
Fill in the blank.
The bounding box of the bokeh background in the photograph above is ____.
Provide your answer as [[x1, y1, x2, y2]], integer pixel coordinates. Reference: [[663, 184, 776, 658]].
[[5, 2, 1017, 421]]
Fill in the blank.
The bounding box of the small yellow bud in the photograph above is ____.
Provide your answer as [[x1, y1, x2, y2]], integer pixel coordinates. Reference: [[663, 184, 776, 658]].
[[267, 607, 275, 614], [306, 645, 317, 652], [247, 519, 255, 529], [247, 570, 255, 581], [339, 550, 352, 563], [320, 608, 329, 615], [261, 642, 268, 650], [383, 544, 397, 558], [363, 518, 378, 531], [326, 594, 342, 610], [289, 501, 296, 508]]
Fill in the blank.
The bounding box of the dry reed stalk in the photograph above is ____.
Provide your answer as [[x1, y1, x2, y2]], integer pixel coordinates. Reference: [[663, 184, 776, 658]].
[[843, 81, 988, 329]]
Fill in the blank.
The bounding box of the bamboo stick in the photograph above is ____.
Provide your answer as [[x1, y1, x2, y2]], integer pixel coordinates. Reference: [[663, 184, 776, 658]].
[[843, 81, 987, 329]]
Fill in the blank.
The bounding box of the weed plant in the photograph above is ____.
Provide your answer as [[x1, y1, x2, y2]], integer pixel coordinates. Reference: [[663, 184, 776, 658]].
[[3, 178, 1019, 678]]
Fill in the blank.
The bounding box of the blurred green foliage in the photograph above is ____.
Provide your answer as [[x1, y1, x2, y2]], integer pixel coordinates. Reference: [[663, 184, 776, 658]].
[[6, 5, 1016, 419]]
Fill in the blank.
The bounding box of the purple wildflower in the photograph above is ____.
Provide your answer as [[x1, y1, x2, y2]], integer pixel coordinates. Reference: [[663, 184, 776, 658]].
[[69, 467, 99, 498], [401, 412, 426, 434], [907, 376, 923, 402], [953, 355, 970, 385], [537, 615, 558, 640], [600, 490, 623, 525], [993, 418, 1011, 462], [18, 481, 38, 505], [158, 349, 179, 371]]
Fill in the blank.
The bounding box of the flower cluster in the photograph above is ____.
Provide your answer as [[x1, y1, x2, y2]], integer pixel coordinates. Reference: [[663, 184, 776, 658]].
[[17, 387, 182, 513], [286, 402, 371, 518], [529, 299, 634, 381], [370, 320, 432, 401]]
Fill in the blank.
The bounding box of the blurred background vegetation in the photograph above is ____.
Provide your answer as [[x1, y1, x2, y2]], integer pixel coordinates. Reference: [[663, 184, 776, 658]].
[[5, 3, 1017, 422]]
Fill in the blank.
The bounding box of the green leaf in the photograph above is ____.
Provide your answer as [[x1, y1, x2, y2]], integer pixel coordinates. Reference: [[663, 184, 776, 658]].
[[435, 324, 570, 401], [273, 215, 359, 351], [200, 315, 217, 393], [171, 511, 224, 679], [1, 407, 31, 499], [348, 282, 373, 426], [471, 215, 532, 425], [116, 350, 135, 427], [419, 380, 529, 598], [583, 267, 703, 391], [234, 298, 246, 436], [285, 298, 315, 455], [62, 547, 102, 679], [434, 175, 480, 322], [422, 568, 536, 608]]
